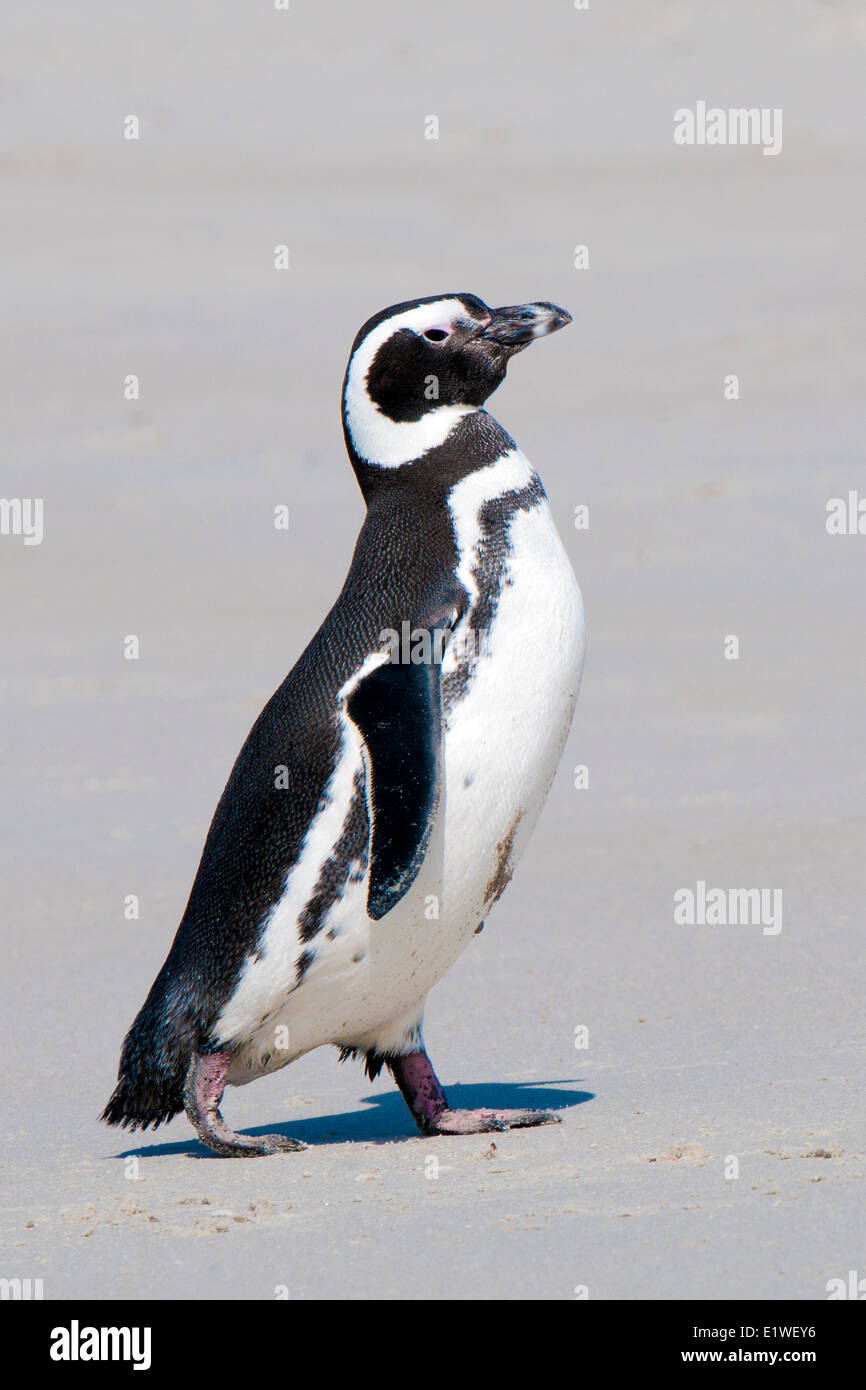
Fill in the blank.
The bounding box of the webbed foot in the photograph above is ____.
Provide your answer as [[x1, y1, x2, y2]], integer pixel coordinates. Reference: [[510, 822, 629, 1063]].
[[184, 1052, 306, 1157]]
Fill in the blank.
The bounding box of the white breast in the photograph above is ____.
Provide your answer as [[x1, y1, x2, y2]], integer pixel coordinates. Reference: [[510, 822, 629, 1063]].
[[440, 449, 585, 922]]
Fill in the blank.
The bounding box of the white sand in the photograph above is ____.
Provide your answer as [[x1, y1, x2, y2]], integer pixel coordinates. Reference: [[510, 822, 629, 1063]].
[[1, 1, 864, 1299]]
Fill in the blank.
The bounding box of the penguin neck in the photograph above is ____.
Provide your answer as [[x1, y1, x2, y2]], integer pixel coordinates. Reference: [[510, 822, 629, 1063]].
[[346, 409, 519, 509]]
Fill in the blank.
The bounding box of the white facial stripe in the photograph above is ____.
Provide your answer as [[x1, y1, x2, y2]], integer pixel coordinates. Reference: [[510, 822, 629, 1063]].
[[343, 298, 476, 467], [447, 448, 536, 609]]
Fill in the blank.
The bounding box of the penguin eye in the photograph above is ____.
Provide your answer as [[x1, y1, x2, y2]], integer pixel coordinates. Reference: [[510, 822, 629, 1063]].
[[423, 327, 451, 342]]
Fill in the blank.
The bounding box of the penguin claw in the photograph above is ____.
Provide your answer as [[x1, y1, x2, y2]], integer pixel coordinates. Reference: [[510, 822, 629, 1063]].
[[494, 1108, 561, 1130], [423, 1107, 561, 1136], [252, 1134, 307, 1155], [198, 1132, 307, 1158], [189, 1126, 307, 1158]]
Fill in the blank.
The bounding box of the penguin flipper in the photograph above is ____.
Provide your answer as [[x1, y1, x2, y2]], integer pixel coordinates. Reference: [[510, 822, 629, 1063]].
[[346, 653, 443, 922]]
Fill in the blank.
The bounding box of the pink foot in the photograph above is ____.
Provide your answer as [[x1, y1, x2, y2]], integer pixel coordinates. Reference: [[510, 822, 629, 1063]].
[[184, 1052, 306, 1157], [423, 1106, 560, 1136], [388, 1051, 560, 1137]]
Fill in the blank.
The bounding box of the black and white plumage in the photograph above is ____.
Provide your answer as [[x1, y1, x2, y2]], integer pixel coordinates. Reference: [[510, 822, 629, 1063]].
[[103, 293, 585, 1153]]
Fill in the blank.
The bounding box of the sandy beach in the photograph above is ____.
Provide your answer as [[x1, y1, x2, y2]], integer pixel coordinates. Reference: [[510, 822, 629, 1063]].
[[1, 1, 864, 1299]]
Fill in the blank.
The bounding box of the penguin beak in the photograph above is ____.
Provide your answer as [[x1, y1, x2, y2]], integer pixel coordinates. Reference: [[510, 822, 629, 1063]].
[[478, 302, 572, 349]]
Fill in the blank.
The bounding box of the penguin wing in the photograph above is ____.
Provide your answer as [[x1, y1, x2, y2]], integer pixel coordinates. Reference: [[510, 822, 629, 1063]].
[[346, 648, 444, 922]]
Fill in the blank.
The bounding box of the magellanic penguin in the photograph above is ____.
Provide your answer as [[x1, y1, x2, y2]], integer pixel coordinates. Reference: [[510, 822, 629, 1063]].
[[102, 293, 585, 1155]]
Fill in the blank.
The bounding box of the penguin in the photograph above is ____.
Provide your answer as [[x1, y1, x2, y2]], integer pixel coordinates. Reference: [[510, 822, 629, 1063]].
[[102, 292, 585, 1155]]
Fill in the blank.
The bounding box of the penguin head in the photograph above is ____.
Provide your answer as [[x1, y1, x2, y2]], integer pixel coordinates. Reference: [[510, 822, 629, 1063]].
[[342, 293, 571, 468]]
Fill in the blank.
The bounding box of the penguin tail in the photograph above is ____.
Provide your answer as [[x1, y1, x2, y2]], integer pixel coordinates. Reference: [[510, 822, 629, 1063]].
[[101, 1071, 182, 1132], [101, 974, 200, 1131], [338, 1044, 389, 1083]]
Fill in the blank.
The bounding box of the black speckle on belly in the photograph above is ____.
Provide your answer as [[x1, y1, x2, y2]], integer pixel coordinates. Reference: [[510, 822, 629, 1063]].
[[295, 948, 316, 984]]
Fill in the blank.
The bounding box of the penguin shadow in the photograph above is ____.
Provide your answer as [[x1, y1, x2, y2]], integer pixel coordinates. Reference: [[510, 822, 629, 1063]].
[[111, 1080, 593, 1160]]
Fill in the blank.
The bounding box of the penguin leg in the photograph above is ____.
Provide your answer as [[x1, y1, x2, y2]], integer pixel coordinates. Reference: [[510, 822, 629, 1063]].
[[388, 1051, 560, 1136], [183, 1052, 306, 1157]]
